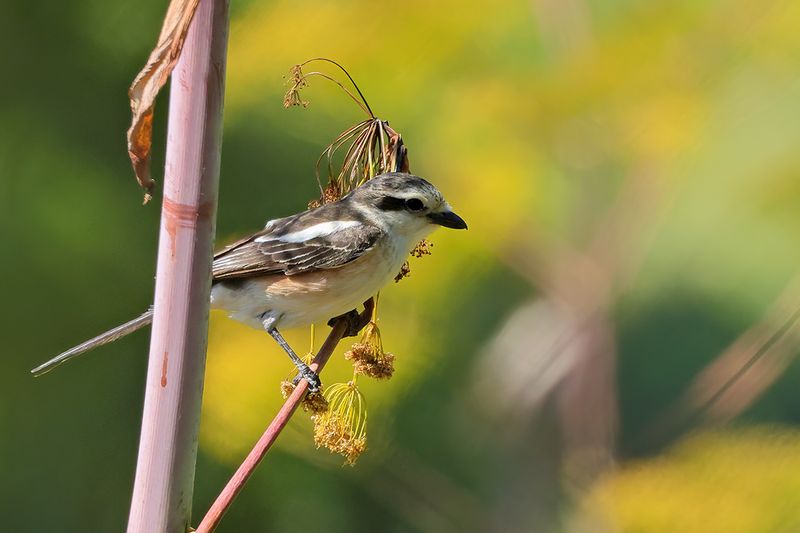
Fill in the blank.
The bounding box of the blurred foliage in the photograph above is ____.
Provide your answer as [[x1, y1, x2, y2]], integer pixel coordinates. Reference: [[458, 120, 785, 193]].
[[583, 427, 800, 532], [3, 0, 800, 531]]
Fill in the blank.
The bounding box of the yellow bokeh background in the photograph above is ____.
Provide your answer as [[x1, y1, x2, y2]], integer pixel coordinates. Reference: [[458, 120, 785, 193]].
[[8, 0, 800, 530]]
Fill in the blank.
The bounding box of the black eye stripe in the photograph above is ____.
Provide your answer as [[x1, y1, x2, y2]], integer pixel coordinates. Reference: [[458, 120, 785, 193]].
[[376, 196, 407, 211]]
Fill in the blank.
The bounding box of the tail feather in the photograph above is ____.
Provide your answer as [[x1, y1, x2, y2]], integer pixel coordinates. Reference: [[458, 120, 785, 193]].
[[31, 308, 154, 376]]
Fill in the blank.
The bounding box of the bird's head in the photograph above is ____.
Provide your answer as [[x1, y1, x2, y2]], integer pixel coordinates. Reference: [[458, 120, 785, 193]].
[[346, 172, 467, 241]]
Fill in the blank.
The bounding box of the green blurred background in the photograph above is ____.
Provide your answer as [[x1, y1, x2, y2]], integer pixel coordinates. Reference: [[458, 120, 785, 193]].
[[3, 0, 800, 531]]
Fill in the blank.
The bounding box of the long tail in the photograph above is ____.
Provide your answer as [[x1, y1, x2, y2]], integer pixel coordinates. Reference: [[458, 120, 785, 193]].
[[31, 308, 154, 376]]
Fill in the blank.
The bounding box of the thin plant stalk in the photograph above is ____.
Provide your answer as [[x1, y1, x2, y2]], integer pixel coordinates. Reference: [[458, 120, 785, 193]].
[[300, 57, 376, 117], [195, 318, 351, 532], [126, 0, 229, 531]]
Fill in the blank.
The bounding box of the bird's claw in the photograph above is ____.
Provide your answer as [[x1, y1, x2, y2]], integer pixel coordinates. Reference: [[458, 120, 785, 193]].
[[292, 364, 321, 392], [328, 298, 374, 337]]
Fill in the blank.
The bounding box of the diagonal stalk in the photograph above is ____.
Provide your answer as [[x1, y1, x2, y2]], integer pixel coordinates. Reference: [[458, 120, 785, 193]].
[[195, 317, 351, 532]]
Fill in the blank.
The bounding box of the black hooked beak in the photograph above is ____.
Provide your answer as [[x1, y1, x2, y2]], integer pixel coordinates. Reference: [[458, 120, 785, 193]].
[[428, 210, 468, 230]]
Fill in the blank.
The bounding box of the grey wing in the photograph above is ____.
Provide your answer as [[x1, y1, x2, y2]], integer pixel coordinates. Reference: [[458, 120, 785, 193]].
[[212, 219, 383, 280]]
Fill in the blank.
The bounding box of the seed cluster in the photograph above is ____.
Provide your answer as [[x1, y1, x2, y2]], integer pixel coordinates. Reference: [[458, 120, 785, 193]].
[[345, 321, 395, 379], [312, 381, 367, 465]]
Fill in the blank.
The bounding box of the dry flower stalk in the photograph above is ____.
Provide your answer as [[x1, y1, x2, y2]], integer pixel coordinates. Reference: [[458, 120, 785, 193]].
[[282, 59, 409, 207], [284, 58, 374, 117]]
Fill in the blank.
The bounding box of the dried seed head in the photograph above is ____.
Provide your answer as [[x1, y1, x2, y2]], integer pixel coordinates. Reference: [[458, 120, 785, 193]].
[[280, 380, 295, 399], [302, 390, 329, 414], [411, 239, 433, 258], [283, 83, 309, 108], [394, 261, 411, 283], [309, 181, 342, 209], [315, 117, 405, 204], [348, 348, 395, 379], [395, 241, 432, 282], [312, 381, 368, 465], [285, 59, 407, 205], [283, 89, 308, 108], [282, 376, 328, 413], [345, 321, 395, 380], [283, 65, 309, 108], [323, 182, 341, 203], [289, 64, 306, 87]]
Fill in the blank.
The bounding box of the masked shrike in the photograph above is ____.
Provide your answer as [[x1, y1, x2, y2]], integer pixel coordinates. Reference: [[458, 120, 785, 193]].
[[32, 172, 467, 390]]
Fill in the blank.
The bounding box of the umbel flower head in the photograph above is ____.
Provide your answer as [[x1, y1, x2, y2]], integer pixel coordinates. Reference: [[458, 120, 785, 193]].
[[312, 380, 367, 465], [345, 320, 395, 379]]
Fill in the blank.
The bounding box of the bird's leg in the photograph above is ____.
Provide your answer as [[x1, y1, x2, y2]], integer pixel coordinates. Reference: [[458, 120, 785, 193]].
[[327, 297, 375, 337], [260, 314, 321, 392]]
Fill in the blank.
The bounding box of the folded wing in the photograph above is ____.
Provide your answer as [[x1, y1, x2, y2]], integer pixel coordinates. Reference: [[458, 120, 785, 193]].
[[212, 213, 382, 280]]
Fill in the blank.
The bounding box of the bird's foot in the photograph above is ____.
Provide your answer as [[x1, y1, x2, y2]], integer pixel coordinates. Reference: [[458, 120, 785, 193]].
[[328, 298, 375, 337], [328, 309, 369, 337], [292, 363, 321, 392]]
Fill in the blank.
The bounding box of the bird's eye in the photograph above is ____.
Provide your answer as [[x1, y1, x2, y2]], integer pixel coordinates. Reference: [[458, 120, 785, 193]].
[[405, 198, 425, 211]]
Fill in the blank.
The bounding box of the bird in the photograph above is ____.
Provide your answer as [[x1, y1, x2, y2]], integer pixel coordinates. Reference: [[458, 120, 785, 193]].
[[31, 172, 467, 390]]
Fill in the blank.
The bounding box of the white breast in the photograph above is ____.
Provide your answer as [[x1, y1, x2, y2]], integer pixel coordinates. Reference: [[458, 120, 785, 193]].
[[210, 233, 414, 330]]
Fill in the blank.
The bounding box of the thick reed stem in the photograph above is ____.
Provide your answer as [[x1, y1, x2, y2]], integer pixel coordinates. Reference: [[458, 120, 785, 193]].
[[127, 0, 229, 531]]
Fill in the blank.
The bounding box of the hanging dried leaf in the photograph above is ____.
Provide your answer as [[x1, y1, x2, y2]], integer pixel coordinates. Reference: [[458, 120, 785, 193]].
[[127, 0, 201, 203]]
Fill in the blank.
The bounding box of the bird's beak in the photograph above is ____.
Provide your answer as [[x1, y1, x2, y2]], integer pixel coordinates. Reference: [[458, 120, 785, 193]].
[[428, 210, 468, 230]]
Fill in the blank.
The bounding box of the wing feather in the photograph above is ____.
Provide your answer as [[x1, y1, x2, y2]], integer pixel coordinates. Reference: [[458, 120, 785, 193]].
[[212, 209, 382, 280]]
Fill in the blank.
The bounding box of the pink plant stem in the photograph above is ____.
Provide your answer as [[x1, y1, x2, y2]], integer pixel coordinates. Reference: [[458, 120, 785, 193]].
[[126, 0, 229, 531], [195, 319, 349, 532]]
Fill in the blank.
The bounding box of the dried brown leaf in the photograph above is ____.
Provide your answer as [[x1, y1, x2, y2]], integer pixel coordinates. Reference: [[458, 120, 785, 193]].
[[127, 0, 201, 203]]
